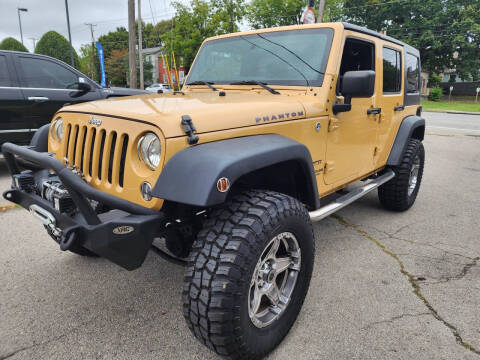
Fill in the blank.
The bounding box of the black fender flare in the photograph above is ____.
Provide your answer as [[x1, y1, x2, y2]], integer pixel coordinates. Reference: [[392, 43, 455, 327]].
[[30, 124, 50, 152], [152, 134, 320, 209], [387, 115, 425, 166]]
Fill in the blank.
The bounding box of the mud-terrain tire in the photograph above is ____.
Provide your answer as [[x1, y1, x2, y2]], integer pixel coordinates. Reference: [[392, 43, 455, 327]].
[[378, 138, 424, 211], [183, 190, 314, 359]]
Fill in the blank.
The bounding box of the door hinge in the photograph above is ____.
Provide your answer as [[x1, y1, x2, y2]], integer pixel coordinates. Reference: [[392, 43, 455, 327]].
[[324, 161, 335, 173], [328, 117, 340, 132]]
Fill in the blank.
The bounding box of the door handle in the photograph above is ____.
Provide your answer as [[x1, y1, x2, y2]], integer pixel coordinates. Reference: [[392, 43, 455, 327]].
[[367, 107, 381, 115], [28, 96, 49, 102], [394, 105, 405, 111]]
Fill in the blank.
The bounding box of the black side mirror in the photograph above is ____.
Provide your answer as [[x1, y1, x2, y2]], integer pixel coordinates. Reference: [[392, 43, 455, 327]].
[[69, 81, 92, 98], [333, 70, 375, 114]]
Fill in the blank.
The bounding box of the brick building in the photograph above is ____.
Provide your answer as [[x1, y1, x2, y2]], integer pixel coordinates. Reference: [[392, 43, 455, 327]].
[[143, 47, 186, 87]]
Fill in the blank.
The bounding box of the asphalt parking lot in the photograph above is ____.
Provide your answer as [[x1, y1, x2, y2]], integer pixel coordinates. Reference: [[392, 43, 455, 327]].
[[1, 112, 479, 359]]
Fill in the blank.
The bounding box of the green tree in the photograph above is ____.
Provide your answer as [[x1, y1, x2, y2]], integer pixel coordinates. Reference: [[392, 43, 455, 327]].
[[161, 0, 245, 71], [450, 3, 480, 81], [105, 49, 128, 86], [246, 0, 306, 28], [246, 0, 344, 28], [97, 27, 129, 60], [341, 0, 480, 80], [142, 20, 173, 48], [35, 31, 79, 68], [323, 0, 345, 22], [78, 44, 100, 82], [104, 48, 153, 87], [96, 20, 173, 60], [0, 37, 29, 52]]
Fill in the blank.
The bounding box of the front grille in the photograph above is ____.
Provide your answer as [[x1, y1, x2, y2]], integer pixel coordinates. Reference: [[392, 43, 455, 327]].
[[64, 124, 129, 187], [52, 113, 164, 210]]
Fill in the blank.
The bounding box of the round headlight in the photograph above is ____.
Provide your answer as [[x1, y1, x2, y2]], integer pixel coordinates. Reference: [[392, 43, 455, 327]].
[[51, 118, 63, 141], [137, 132, 161, 170]]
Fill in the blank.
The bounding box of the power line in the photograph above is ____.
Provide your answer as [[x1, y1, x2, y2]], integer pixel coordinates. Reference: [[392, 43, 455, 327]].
[[148, 0, 156, 23]]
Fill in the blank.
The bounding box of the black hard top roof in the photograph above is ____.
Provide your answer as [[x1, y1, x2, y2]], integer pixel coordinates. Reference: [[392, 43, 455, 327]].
[[342, 22, 420, 56]]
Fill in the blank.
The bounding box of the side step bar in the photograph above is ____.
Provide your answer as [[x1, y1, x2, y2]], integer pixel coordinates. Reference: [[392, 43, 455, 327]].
[[309, 170, 395, 222]]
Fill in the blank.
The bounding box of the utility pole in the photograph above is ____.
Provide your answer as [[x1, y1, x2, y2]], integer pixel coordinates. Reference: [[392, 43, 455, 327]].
[[229, 0, 234, 33], [29, 38, 37, 50], [17, 8, 28, 45], [317, 0, 326, 23], [85, 23, 97, 79], [128, 0, 137, 88], [138, 0, 144, 89], [64, 0, 75, 67]]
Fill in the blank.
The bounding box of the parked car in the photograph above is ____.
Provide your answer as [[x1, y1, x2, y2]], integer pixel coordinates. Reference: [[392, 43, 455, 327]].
[[3, 22, 424, 359], [0, 50, 148, 146], [145, 83, 172, 93]]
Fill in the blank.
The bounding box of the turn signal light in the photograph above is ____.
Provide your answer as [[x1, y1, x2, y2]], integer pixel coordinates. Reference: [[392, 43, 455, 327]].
[[217, 177, 230, 192]]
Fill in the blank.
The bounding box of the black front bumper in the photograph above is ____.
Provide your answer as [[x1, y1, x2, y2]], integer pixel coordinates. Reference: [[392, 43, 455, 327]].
[[2, 142, 165, 270]]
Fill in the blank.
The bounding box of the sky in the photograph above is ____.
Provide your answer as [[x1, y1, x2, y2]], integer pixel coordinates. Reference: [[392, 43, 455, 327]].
[[0, 0, 184, 52]]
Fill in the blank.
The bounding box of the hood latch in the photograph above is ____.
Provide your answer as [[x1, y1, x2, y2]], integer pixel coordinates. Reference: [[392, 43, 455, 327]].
[[181, 115, 199, 145]]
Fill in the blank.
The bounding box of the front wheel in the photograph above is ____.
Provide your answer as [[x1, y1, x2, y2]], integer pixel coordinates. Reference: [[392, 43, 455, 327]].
[[183, 190, 314, 359], [378, 138, 425, 211]]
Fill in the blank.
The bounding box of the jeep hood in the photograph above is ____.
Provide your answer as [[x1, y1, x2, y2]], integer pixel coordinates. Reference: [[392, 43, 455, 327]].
[[62, 92, 306, 138]]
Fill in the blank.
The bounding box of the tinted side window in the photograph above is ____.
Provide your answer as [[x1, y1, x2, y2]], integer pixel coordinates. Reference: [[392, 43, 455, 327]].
[[383, 47, 401, 93], [19, 57, 78, 89], [406, 54, 420, 93], [0, 55, 10, 86]]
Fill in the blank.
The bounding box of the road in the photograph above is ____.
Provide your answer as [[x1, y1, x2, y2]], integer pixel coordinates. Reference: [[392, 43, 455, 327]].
[[425, 111, 480, 136], [0, 112, 479, 359]]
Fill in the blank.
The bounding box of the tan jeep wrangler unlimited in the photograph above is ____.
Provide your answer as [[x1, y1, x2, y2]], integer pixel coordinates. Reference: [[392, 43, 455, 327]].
[[3, 22, 424, 359]]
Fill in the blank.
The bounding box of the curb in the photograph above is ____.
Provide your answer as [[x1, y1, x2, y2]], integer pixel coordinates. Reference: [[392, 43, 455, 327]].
[[423, 110, 480, 116]]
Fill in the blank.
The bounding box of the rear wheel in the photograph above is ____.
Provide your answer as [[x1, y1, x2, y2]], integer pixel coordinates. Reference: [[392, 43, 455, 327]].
[[183, 190, 314, 359], [378, 138, 425, 211]]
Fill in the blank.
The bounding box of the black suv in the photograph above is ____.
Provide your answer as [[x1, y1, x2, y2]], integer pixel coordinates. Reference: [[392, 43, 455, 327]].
[[0, 50, 147, 146]]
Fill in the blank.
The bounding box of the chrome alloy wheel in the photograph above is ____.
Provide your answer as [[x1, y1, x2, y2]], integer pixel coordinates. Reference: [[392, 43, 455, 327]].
[[248, 232, 301, 328], [408, 155, 421, 196]]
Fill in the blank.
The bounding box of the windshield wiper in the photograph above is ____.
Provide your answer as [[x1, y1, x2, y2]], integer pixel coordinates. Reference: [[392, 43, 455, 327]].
[[186, 80, 217, 91], [229, 80, 280, 95]]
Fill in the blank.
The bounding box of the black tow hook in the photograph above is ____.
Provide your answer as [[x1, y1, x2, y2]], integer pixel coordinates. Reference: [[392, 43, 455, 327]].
[[60, 226, 80, 251]]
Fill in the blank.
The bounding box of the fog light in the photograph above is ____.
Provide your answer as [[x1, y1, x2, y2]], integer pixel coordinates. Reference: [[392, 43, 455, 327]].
[[141, 181, 152, 201]]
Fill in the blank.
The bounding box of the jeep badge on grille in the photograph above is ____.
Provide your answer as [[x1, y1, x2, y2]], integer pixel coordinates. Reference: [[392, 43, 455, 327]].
[[88, 117, 102, 126]]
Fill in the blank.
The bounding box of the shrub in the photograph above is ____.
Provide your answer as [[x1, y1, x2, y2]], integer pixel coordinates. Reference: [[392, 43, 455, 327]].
[[429, 73, 442, 88], [429, 87, 443, 102], [0, 37, 28, 52]]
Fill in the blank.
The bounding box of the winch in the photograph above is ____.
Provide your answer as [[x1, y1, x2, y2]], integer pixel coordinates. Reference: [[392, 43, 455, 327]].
[[41, 179, 76, 215]]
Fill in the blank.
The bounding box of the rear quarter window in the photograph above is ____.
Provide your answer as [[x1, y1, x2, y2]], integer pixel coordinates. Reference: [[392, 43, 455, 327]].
[[406, 54, 420, 93], [383, 47, 402, 93]]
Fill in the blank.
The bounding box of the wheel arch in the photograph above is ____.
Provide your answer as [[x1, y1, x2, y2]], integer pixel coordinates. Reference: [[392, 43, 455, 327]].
[[387, 115, 425, 167], [152, 135, 320, 210], [30, 123, 50, 152]]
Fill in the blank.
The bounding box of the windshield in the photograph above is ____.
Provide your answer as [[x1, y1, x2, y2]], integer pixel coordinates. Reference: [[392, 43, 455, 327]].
[[187, 28, 333, 87]]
